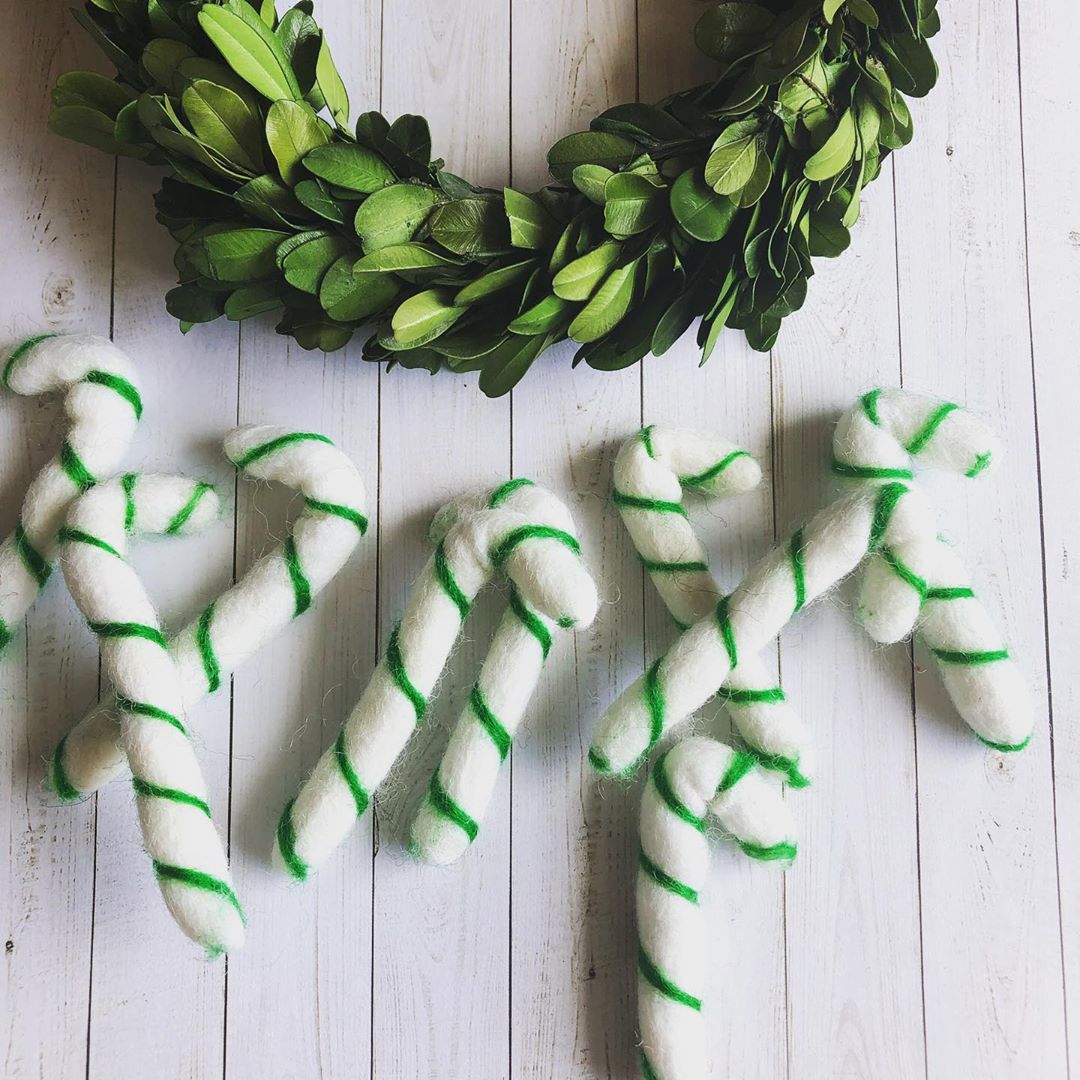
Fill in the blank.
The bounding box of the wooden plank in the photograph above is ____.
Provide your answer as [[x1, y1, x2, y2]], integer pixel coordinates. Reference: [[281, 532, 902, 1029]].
[[508, 2, 641, 1073], [373, 3, 512, 1076], [1016, 0, 1080, 1062], [772, 175, 927, 1076], [637, 4, 789, 1075], [893, 6, 1067, 1076], [222, 2, 382, 1077], [0, 9, 114, 1078]]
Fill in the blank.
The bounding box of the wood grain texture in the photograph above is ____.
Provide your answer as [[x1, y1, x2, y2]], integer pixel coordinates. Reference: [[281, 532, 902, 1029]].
[[0, 2, 1073, 1078]]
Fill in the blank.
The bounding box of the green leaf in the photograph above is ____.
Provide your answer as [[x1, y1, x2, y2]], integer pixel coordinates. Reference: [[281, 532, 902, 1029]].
[[695, 3, 774, 63], [455, 260, 534, 305], [390, 288, 467, 346], [507, 294, 574, 336], [184, 227, 289, 281], [232, 173, 303, 225], [571, 164, 612, 204], [823, 0, 846, 23], [224, 281, 283, 319], [166, 282, 226, 324], [547, 131, 638, 184], [315, 33, 349, 126], [429, 198, 510, 256], [354, 243, 464, 273], [670, 168, 739, 242], [806, 202, 850, 256], [354, 183, 440, 252], [142, 38, 197, 94], [603, 173, 665, 238], [181, 79, 264, 173], [568, 261, 637, 343], [293, 179, 347, 223], [319, 256, 399, 320], [281, 233, 352, 294], [50, 105, 126, 155], [503, 188, 555, 250], [705, 119, 761, 195], [804, 108, 856, 180], [266, 99, 329, 185], [303, 144, 395, 193], [552, 241, 621, 301], [478, 333, 550, 397], [52, 71, 132, 117], [197, 4, 302, 102], [733, 151, 773, 208]]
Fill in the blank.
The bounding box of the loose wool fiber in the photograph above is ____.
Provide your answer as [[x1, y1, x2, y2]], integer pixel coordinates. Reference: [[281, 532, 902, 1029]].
[[59, 472, 245, 955], [275, 477, 598, 879], [636, 737, 795, 1080], [591, 389, 1032, 778], [613, 425, 810, 786], [49, 425, 368, 799], [0, 333, 141, 651]]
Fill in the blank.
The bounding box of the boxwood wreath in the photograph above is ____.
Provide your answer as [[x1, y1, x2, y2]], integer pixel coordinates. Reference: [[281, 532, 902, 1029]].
[[51, 0, 939, 395]]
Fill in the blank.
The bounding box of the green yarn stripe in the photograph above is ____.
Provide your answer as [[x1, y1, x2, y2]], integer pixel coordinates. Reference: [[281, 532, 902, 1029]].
[[639, 849, 698, 904], [640, 425, 657, 459], [880, 546, 927, 598], [966, 451, 992, 479], [747, 746, 810, 789], [232, 431, 333, 470], [165, 481, 213, 535], [115, 696, 188, 735], [832, 459, 914, 481], [195, 603, 221, 694], [714, 595, 738, 669], [276, 800, 308, 881], [641, 557, 708, 575], [50, 737, 80, 802], [121, 473, 137, 532], [925, 586, 975, 601], [905, 401, 958, 455], [60, 440, 96, 492], [132, 777, 211, 817], [434, 539, 471, 620], [789, 528, 806, 613], [638, 945, 702, 1011], [2, 332, 55, 387], [643, 658, 666, 751], [508, 587, 552, 658], [978, 734, 1032, 753], [490, 524, 580, 569], [868, 481, 909, 551], [717, 750, 756, 793], [304, 497, 368, 534], [717, 686, 786, 705], [152, 861, 245, 920], [470, 685, 512, 761], [861, 388, 883, 425], [931, 647, 1009, 666], [14, 523, 52, 588], [334, 727, 370, 817], [680, 449, 750, 489], [640, 1051, 662, 1080], [652, 751, 705, 833], [739, 839, 798, 862], [89, 620, 167, 648], [56, 525, 121, 559], [386, 624, 427, 723], [0, 618, 11, 651], [613, 489, 688, 517], [427, 771, 479, 842], [83, 369, 143, 418], [283, 536, 312, 616], [489, 476, 534, 507]]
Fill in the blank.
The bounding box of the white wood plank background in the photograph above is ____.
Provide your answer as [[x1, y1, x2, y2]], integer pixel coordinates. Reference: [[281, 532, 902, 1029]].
[[1, 1, 1075, 1077]]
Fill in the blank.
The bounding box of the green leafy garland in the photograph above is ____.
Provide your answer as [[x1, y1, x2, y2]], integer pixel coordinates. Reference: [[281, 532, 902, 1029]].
[[51, 0, 939, 395]]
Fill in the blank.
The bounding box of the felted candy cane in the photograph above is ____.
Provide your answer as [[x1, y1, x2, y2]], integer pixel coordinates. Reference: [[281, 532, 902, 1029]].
[[49, 425, 367, 799], [637, 737, 795, 1080], [59, 472, 245, 955], [275, 477, 598, 879], [613, 426, 810, 786], [591, 390, 1032, 777], [0, 333, 141, 651]]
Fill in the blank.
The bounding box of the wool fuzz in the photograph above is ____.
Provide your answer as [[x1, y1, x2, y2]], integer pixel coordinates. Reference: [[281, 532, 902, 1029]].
[[591, 390, 1031, 778], [614, 426, 810, 786], [275, 477, 599, 879], [636, 737, 795, 1080], [0, 333, 141, 652], [59, 472, 245, 955], [49, 425, 368, 798]]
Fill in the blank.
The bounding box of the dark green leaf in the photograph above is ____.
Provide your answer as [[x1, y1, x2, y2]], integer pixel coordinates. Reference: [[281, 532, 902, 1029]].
[[670, 168, 739, 242], [303, 143, 396, 193], [547, 131, 638, 184], [429, 198, 510, 257]]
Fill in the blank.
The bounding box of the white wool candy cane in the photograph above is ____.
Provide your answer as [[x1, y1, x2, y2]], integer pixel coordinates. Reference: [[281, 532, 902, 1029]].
[[59, 472, 245, 955], [276, 477, 598, 879], [0, 332, 141, 652], [49, 425, 368, 799], [613, 425, 811, 786], [591, 389, 1030, 776], [636, 737, 795, 1080]]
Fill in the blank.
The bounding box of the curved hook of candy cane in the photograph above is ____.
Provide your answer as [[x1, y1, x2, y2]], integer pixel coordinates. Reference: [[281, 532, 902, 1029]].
[[613, 425, 811, 787], [637, 737, 795, 1080], [834, 389, 1031, 751], [59, 473, 245, 956], [409, 482, 599, 865], [0, 333, 141, 652], [48, 425, 368, 799], [274, 476, 599, 880]]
